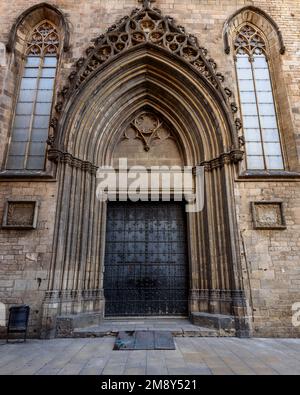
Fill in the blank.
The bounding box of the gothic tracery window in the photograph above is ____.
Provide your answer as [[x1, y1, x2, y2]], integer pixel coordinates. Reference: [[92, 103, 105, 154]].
[[6, 21, 60, 171], [234, 24, 284, 170]]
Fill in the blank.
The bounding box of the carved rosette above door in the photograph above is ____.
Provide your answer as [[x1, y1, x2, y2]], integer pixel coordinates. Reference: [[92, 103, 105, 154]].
[[114, 110, 183, 168], [125, 112, 171, 152]]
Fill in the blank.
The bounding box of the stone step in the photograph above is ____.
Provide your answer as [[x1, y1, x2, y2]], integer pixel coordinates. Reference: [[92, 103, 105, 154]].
[[73, 319, 225, 338]]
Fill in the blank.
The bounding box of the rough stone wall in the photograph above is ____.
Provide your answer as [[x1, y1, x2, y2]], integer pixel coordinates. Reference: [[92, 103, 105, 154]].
[[236, 182, 300, 337], [0, 0, 299, 337], [0, 182, 57, 337]]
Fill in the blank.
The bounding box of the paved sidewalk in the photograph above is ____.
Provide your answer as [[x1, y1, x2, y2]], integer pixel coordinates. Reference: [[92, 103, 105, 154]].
[[0, 337, 300, 375]]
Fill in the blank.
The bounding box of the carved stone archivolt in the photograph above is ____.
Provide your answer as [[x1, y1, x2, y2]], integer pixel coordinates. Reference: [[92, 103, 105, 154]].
[[50, 0, 239, 139]]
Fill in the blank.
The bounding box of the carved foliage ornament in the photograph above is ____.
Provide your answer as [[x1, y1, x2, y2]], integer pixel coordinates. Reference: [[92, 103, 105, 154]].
[[26, 21, 60, 56], [52, 1, 237, 128]]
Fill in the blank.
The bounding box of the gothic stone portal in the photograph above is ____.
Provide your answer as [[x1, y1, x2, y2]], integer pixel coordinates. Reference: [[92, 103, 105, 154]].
[[103, 202, 189, 317], [42, 3, 250, 338]]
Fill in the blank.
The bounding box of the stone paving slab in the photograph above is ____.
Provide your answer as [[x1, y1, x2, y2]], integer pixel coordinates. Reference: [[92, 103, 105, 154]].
[[0, 337, 300, 375]]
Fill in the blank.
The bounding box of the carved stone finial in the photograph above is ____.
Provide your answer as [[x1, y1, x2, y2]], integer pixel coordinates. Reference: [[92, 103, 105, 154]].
[[138, 0, 156, 9]]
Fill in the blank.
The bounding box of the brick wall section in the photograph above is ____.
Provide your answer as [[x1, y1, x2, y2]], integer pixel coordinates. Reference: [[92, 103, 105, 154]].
[[0, 0, 299, 337]]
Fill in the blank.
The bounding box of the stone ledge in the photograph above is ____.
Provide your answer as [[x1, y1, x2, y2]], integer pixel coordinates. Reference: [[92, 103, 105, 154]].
[[73, 327, 221, 338], [70, 318, 234, 338]]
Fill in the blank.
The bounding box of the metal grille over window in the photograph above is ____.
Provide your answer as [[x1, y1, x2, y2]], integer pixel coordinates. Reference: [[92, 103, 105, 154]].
[[235, 25, 284, 170], [6, 21, 59, 171]]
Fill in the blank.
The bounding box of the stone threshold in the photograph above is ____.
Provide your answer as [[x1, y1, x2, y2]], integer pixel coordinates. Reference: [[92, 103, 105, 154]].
[[73, 318, 229, 338]]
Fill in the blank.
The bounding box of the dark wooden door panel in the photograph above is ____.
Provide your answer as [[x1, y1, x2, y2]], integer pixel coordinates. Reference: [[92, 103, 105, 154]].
[[104, 202, 188, 316]]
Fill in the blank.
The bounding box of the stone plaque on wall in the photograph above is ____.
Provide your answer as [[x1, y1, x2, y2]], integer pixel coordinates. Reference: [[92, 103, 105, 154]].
[[2, 200, 39, 229], [251, 201, 286, 230]]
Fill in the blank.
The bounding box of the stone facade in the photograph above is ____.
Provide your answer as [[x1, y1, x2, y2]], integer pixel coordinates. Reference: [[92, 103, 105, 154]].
[[0, 0, 299, 338]]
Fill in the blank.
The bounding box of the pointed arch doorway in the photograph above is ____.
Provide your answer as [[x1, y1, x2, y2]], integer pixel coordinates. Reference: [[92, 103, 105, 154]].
[[41, 2, 251, 338]]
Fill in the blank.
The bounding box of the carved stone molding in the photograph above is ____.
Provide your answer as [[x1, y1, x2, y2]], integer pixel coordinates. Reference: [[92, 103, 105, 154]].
[[200, 149, 244, 171], [48, 146, 244, 174], [48, 149, 98, 175], [44, 289, 104, 302], [190, 289, 247, 306]]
